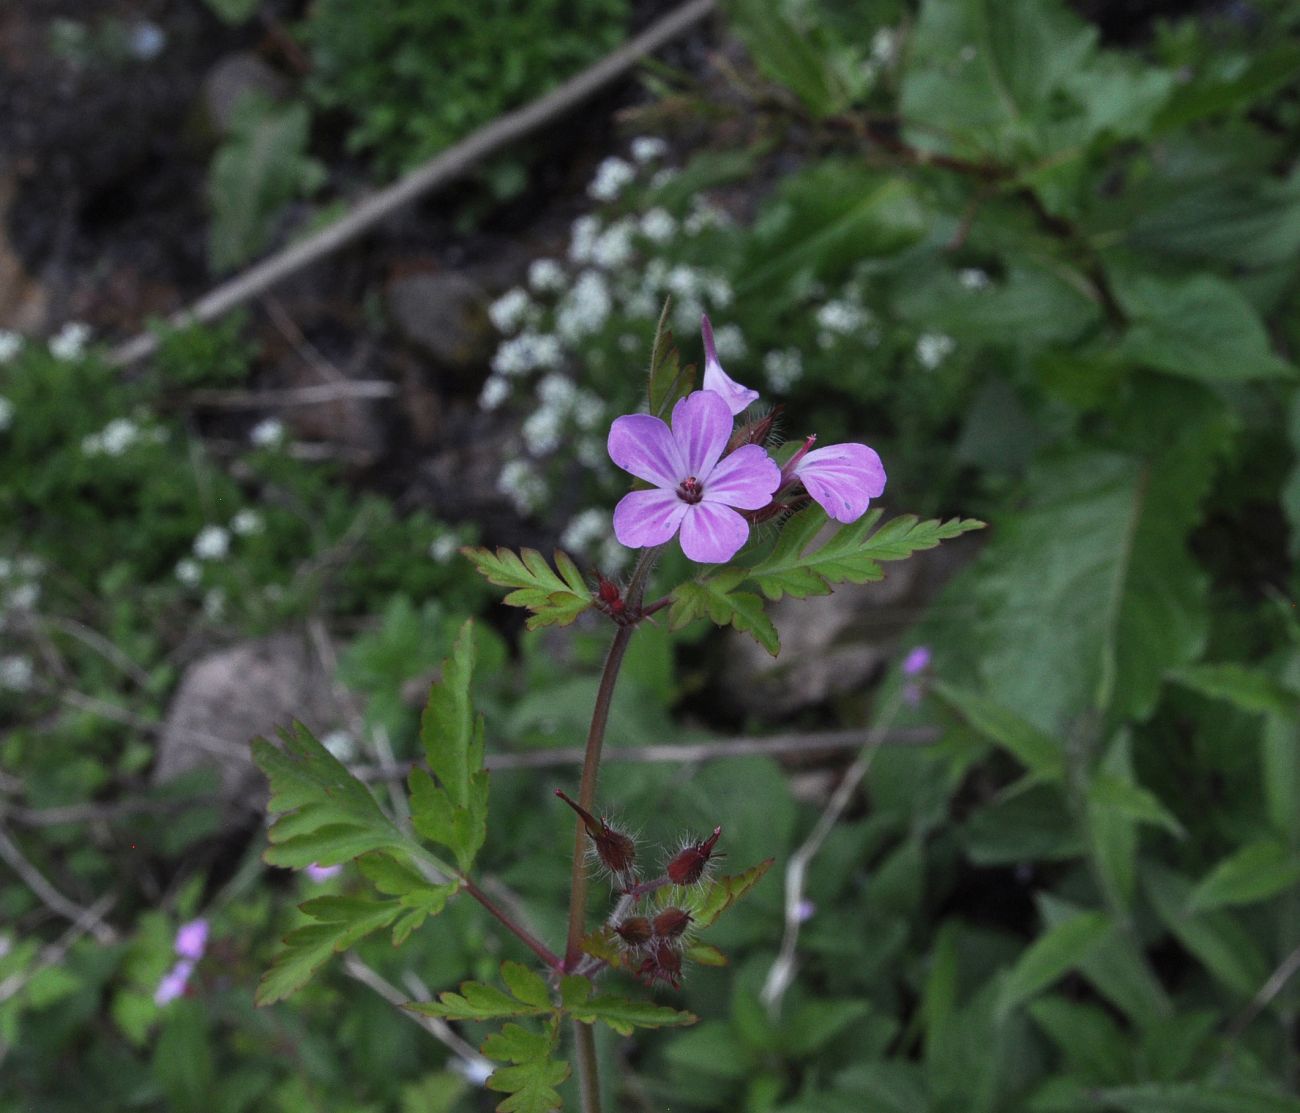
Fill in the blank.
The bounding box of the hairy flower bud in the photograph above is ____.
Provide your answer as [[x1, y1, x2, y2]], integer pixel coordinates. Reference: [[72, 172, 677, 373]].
[[638, 940, 684, 989], [556, 790, 637, 877], [665, 826, 722, 886], [652, 906, 692, 941], [614, 915, 653, 948]]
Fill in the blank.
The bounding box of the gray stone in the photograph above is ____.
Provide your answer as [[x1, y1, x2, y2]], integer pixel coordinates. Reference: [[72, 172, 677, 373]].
[[201, 53, 289, 136], [153, 634, 356, 814], [387, 272, 493, 373]]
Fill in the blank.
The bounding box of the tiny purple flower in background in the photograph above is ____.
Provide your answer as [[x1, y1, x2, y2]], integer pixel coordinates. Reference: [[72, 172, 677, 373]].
[[305, 862, 343, 883], [608, 391, 780, 563], [173, 918, 209, 961], [782, 435, 887, 524], [701, 315, 759, 416], [902, 646, 932, 677], [794, 898, 817, 923], [154, 959, 195, 1006]]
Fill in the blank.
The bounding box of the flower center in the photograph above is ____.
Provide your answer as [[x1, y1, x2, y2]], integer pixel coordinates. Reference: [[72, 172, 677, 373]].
[[676, 475, 704, 504]]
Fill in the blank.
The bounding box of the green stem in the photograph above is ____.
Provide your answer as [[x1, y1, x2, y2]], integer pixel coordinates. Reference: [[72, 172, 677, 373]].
[[573, 1019, 603, 1113]]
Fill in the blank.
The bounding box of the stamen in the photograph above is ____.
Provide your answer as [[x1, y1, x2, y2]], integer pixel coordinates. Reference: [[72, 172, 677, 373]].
[[676, 476, 704, 504]]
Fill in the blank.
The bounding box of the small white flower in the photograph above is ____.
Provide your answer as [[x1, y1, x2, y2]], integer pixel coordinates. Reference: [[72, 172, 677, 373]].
[[193, 526, 231, 561], [592, 220, 635, 269], [479, 374, 510, 411], [705, 275, 734, 309], [0, 396, 13, 433], [560, 509, 610, 552], [630, 136, 668, 164], [649, 167, 680, 190], [428, 535, 460, 563], [0, 331, 23, 364], [203, 588, 226, 621], [763, 348, 804, 392], [639, 207, 676, 244], [523, 407, 564, 456], [671, 297, 704, 334], [870, 27, 898, 65], [916, 332, 956, 370], [497, 459, 546, 515], [958, 267, 991, 291], [572, 391, 604, 430], [175, 558, 202, 587], [537, 374, 576, 410], [528, 258, 566, 293], [666, 265, 701, 299], [683, 199, 731, 234], [250, 418, 285, 447], [588, 157, 635, 202], [816, 300, 871, 336], [556, 271, 612, 343], [231, 509, 264, 536], [0, 656, 34, 692], [99, 418, 138, 456], [713, 323, 747, 361], [49, 322, 91, 361], [7, 582, 38, 610], [488, 287, 533, 334], [321, 730, 356, 762], [568, 215, 603, 264]]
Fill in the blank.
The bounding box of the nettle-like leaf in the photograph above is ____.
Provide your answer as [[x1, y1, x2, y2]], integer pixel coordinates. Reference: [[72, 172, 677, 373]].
[[669, 571, 780, 656], [482, 1020, 570, 1113], [410, 621, 489, 872], [560, 976, 696, 1035], [464, 547, 592, 630], [257, 896, 404, 1006], [647, 299, 696, 422], [253, 721, 420, 870]]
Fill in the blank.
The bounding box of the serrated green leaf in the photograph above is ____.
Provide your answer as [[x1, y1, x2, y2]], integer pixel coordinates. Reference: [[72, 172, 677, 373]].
[[561, 977, 696, 1036], [669, 578, 780, 656], [647, 299, 695, 421], [749, 509, 984, 602], [407, 978, 552, 1023], [256, 899, 403, 1006], [500, 962, 552, 1010], [995, 910, 1110, 1020], [253, 722, 422, 870], [464, 547, 593, 629], [1188, 840, 1300, 912], [412, 622, 488, 872], [482, 1022, 569, 1113], [1169, 663, 1300, 718], [932, 681, 1064, 781], [689, 859, 774, 929]]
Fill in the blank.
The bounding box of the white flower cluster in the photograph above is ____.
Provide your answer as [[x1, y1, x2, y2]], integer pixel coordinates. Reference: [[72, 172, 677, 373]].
[[490, 331, 563, 377], [0, 655, 34, 692], [0, 330, 22, 364], [231, 509, 263, 536], [428, 534, 460, 563], [916, 332, 957, 370], [49, 322, 91, 361], [497, 459, 547, 515], [630, 136, 668, 164], [639, 207, 676, 244], [559, 508, 611, 554], [556, 270, 612, 344], [193, 525, 230, 561], [588, 157, 635, 202], [81, 417, 167, 457], [250, 417, 286, 447], [763, 348, 805, 392], [523, 374, 604, 456], [528, 258, 566, 293], [958, 267, 991, 291]]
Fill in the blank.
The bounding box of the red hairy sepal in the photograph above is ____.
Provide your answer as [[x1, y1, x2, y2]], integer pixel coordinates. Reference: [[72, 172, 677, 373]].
[[652, 906, 692, 941], [637, 940, 684, 989], [556, 790, 638, 879], [665, 826, 723, 886]]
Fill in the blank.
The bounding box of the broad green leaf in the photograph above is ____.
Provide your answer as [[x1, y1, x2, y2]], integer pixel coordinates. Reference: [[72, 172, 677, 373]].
[[482, 1021, 569, 1113], [1028, 996, 1132, 1084], [782, 1000, 870, 1056], [257, 898, 403, 1005], [1188, 840, 1300, 911], [973, 384, 1232, 733], [1115, 273, 1294, 383], [669, 573, 780, 656], [208, 97, 323, 271], [1169, 663, 1300, 719], [748, 508, 984, 603], [688, 859, 775, 929], [412, 621, 488, 871], [1144, 865, 1270, 996], [646, 300, 695, 422], [560, 977, 697, 1035], [932, 682, 1064, 781], [995, 910, 1110, 1019], [464, 547, 593, 629], [253, 722, 422, 870], [1095, 1083, 1300, 1113], [1086, 733, 1141, 909], [739, 163, 925, 301]]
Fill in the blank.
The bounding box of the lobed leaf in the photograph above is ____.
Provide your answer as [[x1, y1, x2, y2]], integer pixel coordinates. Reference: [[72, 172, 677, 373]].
[[408, 962, 553, 1023], [669, 574, 780, 656], [482, 1021, 569, 1113], [464, 547, 593, 629], [560, 976, 697, 1035]]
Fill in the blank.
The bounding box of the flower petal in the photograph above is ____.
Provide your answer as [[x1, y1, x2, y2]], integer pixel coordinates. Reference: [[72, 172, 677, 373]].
[[678, 502, 750, 563], [613, 488, 688, 549], [608, 413, 683, 488], [669, 390, 731, 479], [794, 442, 887, 523], [701, 315, 759, 415], [700, 444, 781, 510]]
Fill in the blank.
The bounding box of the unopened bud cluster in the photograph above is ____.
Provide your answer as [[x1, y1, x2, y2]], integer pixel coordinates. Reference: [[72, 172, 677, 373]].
[[557, 791, 724, 988]]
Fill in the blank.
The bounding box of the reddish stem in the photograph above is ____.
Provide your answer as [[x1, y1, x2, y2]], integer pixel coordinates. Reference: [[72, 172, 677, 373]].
[[460, 874, 564, 973]]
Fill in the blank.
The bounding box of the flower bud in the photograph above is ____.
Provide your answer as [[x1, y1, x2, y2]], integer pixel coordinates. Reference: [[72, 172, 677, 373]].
[[614, 915, 653, 948], [556, 790, 637, 877], [652, 907, 692, 941], [665, 827, 722, 886], [637, 940, 683, 989]]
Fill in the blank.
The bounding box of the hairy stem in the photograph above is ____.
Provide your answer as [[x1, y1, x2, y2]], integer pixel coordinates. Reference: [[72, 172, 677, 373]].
[[460, 875, 564, 972], [573, 1019, 603, 1113]]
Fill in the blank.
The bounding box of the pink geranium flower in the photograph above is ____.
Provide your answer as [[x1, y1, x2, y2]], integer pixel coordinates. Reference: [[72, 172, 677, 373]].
[[173, 918, 209, 961], [782, 436, 887, 524], [608, 391, 780, 563], [700, 315, 759, 416]]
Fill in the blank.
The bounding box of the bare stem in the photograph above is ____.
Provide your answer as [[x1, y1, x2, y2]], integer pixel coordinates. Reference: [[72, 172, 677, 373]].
[[460, 875, 564, 973], [574, 1020, 603, 1113]]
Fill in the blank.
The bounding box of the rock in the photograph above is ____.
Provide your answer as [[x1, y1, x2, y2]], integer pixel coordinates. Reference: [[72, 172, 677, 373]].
[[200, 52, 290, 136], [153, 634, 357, 814], [387, 272, 493, 375]]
